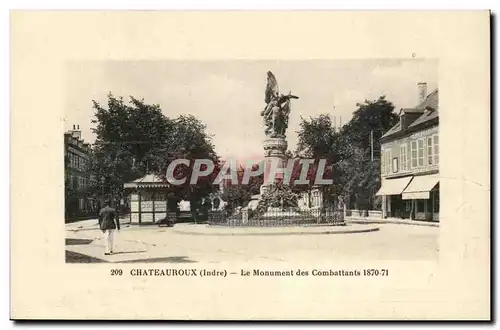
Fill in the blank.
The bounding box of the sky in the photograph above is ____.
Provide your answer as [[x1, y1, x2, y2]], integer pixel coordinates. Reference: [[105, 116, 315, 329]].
[[65, 59, 437, 161]]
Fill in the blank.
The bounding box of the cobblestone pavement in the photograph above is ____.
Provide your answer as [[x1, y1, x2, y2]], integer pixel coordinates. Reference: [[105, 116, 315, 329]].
[[65, 221, 439, 263]]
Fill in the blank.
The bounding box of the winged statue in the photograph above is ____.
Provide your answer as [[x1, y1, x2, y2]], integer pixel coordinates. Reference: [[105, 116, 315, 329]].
[[261, 71, 299, 138]]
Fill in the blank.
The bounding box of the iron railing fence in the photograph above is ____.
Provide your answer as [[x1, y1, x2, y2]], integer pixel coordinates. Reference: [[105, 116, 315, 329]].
[[207, 207, 345, 227]]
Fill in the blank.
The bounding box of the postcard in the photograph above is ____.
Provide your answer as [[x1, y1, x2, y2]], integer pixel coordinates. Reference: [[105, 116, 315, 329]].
[[10, 10, 490, 320]]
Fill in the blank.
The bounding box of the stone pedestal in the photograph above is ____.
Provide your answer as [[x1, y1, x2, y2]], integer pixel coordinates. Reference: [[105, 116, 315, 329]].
[[262, 137, 288, 190]]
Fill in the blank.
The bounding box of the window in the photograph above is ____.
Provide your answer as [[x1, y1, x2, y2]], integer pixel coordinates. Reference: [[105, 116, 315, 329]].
[[392, 158, 398, 173], [141, 191, 152, 201], [433, 135, 439, 165], [385, 149, 391, 175], [400, 144, 407, 171], [155, 192, 165, 201], [417, 200, 425, 213], [427, 136, 433, 165], [411, 141, 418, 168], [418, 139, 424, 168]]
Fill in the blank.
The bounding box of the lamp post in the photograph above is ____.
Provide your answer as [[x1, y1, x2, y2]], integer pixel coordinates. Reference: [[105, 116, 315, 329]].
[[101, 176, 105, 207]]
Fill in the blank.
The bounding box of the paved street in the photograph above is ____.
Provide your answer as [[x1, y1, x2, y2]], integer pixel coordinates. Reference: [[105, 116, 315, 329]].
[[65, 219, 439, 263]]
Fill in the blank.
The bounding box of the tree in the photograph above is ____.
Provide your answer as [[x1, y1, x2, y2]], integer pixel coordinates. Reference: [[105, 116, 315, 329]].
[[295, 96, 399, 211], [89, 93, 220, 212], [297, 114, 338, 160], [339, 96, 398, 210], [155, 114, 221, 220], [295, 114, 340, 206], [341, 95, 398, 157]]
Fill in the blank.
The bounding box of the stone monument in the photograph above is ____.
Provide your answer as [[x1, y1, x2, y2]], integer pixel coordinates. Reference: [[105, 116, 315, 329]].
[[259, 71, 299, 194], [243, 71, 302, 221]]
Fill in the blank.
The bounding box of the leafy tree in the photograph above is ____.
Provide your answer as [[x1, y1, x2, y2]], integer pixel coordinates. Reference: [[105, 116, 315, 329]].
[[295, 114, 340, 206], [297, 115, 338, 160], [295, 96, 398, 211], [155, 114, 221, 219], [89, 93, 220, 214], [341, 95, 398, 158], [340, 96, 398, 209]]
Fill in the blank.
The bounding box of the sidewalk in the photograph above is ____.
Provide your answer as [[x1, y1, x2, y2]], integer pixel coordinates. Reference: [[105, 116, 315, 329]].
[[346, 216, 439, 227], [172, 223, 380, 236], [65, 225, 176, 263]]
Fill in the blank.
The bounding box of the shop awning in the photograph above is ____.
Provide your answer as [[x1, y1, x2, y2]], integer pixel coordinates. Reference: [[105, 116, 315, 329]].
[[402, 174, 439, 200], [375, 176, 413, 196]]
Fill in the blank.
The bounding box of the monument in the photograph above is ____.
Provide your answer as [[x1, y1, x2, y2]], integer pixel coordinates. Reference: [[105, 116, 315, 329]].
[[239, 72, 344, 225], [244, 71, 302, 219], [259, 71, 299, 195]]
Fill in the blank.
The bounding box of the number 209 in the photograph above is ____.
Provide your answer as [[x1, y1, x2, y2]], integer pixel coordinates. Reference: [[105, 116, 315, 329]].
[[111, 269, 123, 276]]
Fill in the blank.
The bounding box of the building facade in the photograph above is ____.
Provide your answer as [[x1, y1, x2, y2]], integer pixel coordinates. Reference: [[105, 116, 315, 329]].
[[64, 125, 98, 218], [377, 83, 439, 222]]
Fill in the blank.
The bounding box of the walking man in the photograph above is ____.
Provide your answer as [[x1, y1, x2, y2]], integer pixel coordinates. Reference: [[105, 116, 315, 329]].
[[98, 198, 120, 255]]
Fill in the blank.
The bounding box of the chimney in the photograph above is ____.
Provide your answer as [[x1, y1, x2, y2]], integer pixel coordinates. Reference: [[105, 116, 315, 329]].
[[417, 82, 427, 104], [400, 110, 407, 131], [71, 124, 82, 139]]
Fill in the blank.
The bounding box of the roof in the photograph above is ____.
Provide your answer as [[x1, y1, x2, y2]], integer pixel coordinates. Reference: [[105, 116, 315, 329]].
[[382, 122, 401, 137], [408, 89, 439, 128], [382, 88, 439, 139], [416, 89, 439, 110], [408, 107, 439, 128], [400, 108, 425, 114], [132, 174, 164, 183], [124, 173, 169, 189]]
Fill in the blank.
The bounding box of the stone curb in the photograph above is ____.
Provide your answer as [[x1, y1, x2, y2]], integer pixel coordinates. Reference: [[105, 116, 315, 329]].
[[346, 217, 439, 227], [172, 224, 380, 236]]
